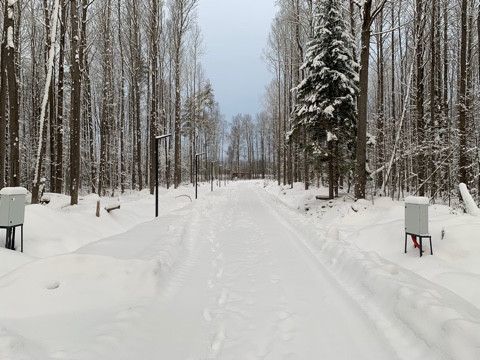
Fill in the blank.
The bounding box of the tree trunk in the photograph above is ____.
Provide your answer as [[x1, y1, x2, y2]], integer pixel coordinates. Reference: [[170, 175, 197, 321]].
[[174, 46, 182, 188], [55, 0, 67, 194], [5, 0, 20, 187], [458, 0, 468, 185], [69, 0, 82, 205], [375, 10, 384, 190], [415, 0, 426, 196], [354, 0, 373, 199]]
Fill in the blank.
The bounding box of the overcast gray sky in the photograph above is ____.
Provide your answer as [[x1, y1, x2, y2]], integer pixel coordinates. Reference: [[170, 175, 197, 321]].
[[198, 0, 277, 122]]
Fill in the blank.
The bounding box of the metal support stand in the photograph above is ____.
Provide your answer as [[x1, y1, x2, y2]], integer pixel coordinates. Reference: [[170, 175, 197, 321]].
[[155, 134, 172, 218], [195, 156, 198, 199], [2, 225, 23, 252], [195, 152, 205, 199], [211, 161, 214, 192], [405, 232, 432, 257], [218, 165, 222, 187]]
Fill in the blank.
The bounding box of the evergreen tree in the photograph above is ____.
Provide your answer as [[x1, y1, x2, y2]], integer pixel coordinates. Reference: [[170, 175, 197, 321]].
[[291, 0, 358, 198]]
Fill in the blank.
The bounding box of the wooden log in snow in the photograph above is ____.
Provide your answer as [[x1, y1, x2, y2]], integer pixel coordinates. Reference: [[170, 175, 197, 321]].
[[105, 203, 121, 213]]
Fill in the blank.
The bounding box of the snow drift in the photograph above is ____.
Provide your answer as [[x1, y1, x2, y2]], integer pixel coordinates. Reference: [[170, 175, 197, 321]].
[[459, 183, 480, 216], [266, 182, 480, 360]]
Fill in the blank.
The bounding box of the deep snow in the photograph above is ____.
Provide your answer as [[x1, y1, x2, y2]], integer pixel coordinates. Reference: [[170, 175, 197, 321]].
[[0, 181, 480, 359]]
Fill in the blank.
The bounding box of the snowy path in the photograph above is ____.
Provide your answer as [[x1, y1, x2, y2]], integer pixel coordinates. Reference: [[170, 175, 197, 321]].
[[0, 183, 400, 359], [101, 183, 396, 359]]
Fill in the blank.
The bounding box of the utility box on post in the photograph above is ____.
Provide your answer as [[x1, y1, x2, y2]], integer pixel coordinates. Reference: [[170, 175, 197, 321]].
[[0, 187, 27, 227], [0, 187, 27, 252], [404, 196, 432, 257]]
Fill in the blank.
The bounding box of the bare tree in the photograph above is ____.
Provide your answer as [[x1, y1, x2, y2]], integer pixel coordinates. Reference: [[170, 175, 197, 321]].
[[170, 0, 198, 188], [354, 0, 387, 199]]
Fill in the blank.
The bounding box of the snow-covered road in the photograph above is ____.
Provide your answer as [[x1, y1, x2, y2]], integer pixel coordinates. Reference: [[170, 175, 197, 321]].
[[4, 182, 480, 359], [86, 183, 396, 359]]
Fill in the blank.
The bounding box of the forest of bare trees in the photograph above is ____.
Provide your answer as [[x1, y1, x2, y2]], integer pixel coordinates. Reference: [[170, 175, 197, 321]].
[[1, 0, 480, 206], [245, 0, 480, 204], [0, 0, 225, 204]]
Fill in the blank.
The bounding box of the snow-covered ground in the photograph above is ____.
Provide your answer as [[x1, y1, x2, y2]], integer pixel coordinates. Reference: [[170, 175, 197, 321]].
[[266, 182, 480, 309], [266, 181, 480, 359], [1, 181, 480, 359]]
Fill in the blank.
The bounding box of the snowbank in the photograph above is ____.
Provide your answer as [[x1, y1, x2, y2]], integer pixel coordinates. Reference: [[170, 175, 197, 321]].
[[0, 254, 162, 318], [0, 185, 204, 358], [3, 186, 194, 259], [0, 249, 33, 277], [459, 183, 480, 216], [265, 181, 480, 359]]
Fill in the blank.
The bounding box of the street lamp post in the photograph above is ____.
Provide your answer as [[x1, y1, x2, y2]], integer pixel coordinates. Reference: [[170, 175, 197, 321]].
[[195, 152, 205, 199], [155, 134, 171, 217], [218, 165, 222, 187], [211, 161, 216, 192]]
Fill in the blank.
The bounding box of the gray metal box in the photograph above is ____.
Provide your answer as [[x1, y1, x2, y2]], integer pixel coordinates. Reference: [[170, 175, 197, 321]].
[[405, 196, 429, 236], [0, 188, 27, 227]]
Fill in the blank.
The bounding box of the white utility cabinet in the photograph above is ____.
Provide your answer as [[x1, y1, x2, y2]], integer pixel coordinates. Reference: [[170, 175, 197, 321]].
[[405, 196, 429, 236], [404, 196, 432, 257], [0, 187, 27, 227]]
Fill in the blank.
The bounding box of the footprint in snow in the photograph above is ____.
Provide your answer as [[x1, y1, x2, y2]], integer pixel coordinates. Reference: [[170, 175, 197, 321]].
[[218, 289, 228, 306], [96, 334, 120, 346], [203, 308, 212, 322], [210, 328, 226, 357], [45, 281, 60, 290], [277, 311, 290, 321], [115, 307, 142, 321], [50, 351, 67, 359]]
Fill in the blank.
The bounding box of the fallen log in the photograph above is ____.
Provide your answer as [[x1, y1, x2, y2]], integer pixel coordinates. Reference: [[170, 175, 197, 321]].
[[105, 202, 121, 213]]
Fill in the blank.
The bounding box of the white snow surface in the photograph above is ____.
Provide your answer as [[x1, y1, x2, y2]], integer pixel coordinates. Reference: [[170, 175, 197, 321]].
[[324, 105, 335, 115], [6, 26, 14, 49], [1, 181, 480, 359], [459, 183, 480, 216], [326, 131, 338, 142], [404, 196, 430, 205]]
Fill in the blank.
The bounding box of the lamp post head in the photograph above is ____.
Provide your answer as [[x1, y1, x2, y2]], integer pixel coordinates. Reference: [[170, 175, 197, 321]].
[[156, 134, 172, 140]]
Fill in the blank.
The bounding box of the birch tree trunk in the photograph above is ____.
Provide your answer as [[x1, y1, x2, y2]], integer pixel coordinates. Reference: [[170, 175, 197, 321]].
[[32, 0, 60, 204]]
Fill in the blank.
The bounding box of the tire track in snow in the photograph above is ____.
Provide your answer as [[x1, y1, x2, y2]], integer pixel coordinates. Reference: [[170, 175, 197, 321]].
[[256, 184, 438, 360]]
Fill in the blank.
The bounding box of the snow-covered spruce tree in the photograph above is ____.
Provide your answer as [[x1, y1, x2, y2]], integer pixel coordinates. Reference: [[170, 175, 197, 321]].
[[291, 0, 358, 199]]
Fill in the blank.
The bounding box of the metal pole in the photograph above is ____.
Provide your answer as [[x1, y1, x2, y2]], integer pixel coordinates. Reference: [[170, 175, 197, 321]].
[[155, 138, 159, 218], [155, 134, 171, 217], [195, 155, 198, 199], [165, 139, 169, 190], [219, 165, 222, 187], [195, 152, 205, 199]]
